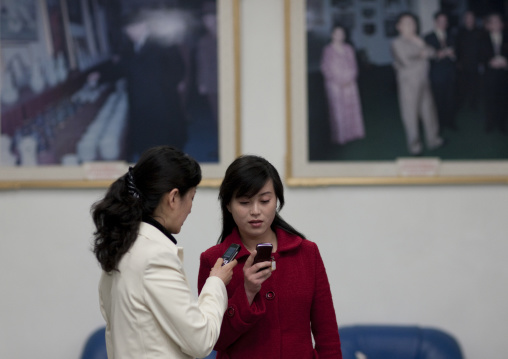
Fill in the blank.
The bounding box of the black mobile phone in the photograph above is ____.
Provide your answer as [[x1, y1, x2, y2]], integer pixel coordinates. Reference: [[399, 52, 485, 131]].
[[253, 243, 273, 270], [221, 243, 241, 266]]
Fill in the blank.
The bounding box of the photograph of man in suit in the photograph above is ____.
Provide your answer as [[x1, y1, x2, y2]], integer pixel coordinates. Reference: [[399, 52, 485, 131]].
[[118, 13, 187, 162], [455, 10, 482, 111], [424, 11, 457, 131], [480, 13, 508, 134], [91, 11, 188, 163]]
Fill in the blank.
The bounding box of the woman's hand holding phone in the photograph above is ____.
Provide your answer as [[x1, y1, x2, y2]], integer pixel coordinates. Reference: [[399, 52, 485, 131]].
[[210, 258, 237, 285], [243, 251, 272, 305]]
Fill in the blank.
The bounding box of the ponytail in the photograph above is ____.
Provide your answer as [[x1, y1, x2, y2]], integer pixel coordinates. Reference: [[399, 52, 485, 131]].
[[92, 174, 143, 272]]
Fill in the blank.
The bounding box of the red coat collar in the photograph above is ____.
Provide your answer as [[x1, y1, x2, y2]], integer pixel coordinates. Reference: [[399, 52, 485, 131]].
[[221, 227, 303, 260]]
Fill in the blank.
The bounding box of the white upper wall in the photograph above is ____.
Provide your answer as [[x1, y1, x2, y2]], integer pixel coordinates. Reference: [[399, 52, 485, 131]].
[[0, 1, 507, 359]]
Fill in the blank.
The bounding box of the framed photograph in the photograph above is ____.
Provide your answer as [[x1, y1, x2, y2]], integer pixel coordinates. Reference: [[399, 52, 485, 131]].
[[285, 0, 508, 185], [0, 0, 38, 42], [0, 0, 240, 188]]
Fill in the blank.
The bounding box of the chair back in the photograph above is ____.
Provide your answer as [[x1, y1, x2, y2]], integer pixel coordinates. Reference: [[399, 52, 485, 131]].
[[81, 327, 107, 359], [80, 327, 217, 359], [339, 325, 464, 359]]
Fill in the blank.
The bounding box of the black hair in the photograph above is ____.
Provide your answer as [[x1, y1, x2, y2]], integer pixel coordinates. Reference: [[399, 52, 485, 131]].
[[217, 155, 305, 243], [485, 12, 504, 23], [395, 12, 421, 35], [92, 146, 201, 272], [121, 11, 145, 27], [201, 1, 216, 16], [332, 23, 346, 32], [330, 24, 352, 44], [434, 11, 447, 20]]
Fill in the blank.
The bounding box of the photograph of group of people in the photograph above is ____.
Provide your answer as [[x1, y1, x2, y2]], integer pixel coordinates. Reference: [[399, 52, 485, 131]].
[[306, 0, 508, 161], [0, 0, 219, 167]]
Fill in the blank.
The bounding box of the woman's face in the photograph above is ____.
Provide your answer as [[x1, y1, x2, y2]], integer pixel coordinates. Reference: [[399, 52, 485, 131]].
[[397, 16, 417, 37], [170, 187, 196, 234], [227, 180, 277, 242], [332, 27, 345, 44]]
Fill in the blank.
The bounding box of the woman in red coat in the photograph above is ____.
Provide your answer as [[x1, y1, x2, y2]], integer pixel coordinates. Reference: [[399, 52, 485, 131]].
[[198, 155, 342, 358]]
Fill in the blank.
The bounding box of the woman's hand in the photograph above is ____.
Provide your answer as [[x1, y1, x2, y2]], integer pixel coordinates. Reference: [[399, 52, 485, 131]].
[[243, 251, 272, 305], [210, 258, 238, 285]]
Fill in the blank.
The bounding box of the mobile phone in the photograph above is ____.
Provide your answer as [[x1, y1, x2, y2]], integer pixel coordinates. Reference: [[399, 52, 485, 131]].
[[253, 243, 273, 271], [221, 243, 241, 266]]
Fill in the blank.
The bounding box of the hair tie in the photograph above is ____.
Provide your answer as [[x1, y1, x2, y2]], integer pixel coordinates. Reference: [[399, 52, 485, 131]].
[[126, 166, 140, 199]]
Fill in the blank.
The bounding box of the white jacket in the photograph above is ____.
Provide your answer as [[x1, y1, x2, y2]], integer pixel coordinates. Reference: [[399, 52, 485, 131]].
[[99, 222, 227, 358]]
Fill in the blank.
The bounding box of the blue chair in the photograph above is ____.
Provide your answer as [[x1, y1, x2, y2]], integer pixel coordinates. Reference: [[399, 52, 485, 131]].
[[204, 350, 217, 358], [339, 325, 464, 359], [80, 327, 107, 359], [80, 326, 217, 359]]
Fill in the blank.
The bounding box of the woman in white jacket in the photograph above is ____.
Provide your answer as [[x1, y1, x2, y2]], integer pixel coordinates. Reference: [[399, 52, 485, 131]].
[[92, 145, 237, 359]]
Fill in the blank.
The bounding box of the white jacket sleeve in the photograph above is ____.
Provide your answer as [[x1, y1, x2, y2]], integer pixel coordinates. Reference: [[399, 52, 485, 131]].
[[143, 249, 228, 358]]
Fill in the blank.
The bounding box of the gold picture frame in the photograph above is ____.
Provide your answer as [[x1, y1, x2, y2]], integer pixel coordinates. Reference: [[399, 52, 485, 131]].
[[285, 0, 508, 186], [0, 0, 240, 189]]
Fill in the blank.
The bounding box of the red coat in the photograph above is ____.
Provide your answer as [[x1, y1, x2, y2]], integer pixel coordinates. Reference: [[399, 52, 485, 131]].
[[198, 227, 342, 359]]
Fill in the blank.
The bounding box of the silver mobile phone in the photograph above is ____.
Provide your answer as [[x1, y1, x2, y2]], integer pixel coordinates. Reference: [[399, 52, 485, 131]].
[[221, 243, 241, 265]]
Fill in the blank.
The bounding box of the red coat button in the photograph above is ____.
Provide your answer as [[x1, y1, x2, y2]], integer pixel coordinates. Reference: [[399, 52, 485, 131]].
[[227, 306, 235, 317], [265, 291, 275, 300]]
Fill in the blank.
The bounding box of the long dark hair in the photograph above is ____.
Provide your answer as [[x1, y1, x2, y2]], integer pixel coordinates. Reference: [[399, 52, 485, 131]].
[[92, 146, 201, 272], [218, 155, 305, 243]]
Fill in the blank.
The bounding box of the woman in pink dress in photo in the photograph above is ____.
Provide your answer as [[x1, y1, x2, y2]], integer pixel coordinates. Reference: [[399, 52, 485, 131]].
[[320, 25, 365, 145]]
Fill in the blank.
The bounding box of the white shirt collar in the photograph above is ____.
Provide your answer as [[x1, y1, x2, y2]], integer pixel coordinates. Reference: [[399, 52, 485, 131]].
[[435, 29, 446, 42]]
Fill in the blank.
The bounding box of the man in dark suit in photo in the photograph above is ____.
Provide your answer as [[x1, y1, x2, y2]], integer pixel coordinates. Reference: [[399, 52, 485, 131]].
[[425, 11, 457, 131], [455, 10, 483, 111], [480, 13, 508, 133], [120, 13, 187, 161], [91, 11, 188, 162]]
